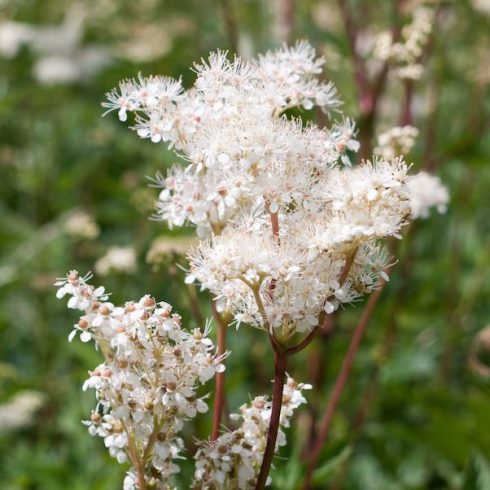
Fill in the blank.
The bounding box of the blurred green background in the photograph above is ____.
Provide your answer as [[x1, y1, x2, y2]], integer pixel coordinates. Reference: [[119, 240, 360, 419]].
[[0, 0, 489, 489]]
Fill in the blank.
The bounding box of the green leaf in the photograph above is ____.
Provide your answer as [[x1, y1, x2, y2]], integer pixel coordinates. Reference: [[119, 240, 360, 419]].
[[463, 451, 490, 490], [312, 446, 352, 485]]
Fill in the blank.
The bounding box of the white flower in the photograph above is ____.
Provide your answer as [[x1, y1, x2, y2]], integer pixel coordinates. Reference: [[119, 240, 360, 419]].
[[57, 271, 226, 489], [0, 391, 45, 433], [373, 6, 434, 80], [407, 171, 449, 219], [94, 246, 137, 276], [374, 125, 419, 159], [193, 377, 310, 489], [64, 210, 100, 240]]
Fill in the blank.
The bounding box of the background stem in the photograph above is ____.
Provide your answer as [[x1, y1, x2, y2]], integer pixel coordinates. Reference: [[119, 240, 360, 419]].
[[303, 282, 386, 489]]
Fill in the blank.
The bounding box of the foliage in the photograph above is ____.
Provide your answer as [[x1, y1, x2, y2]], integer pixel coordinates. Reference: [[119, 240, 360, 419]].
[[0, 0, 489, 488]]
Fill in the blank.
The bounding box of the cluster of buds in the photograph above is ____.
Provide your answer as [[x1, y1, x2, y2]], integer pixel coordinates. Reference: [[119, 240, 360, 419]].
[[374, 5, 434, 80], [192, 378, 311, 489], [374, 125, 419, 160], [56, 271, 226, 489]]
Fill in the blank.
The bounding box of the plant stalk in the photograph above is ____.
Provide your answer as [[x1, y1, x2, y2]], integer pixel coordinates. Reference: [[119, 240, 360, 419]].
[[210, 301, 229, 440], [255, 349, 288, 490], [302, 282, 386, 489]]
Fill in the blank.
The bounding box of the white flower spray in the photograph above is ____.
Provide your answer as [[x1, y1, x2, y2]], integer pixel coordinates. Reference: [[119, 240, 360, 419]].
[[373, 5, 435, 80], [56, 271, 225, 489], [193, 378, 311, 489], [57, 37, 449, 489]]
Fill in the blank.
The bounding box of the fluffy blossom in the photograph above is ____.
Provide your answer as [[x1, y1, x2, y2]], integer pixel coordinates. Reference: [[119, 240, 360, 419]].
[[95, 246, 137, 276], [0, 391, 45, 433], [373, 6, 434, 80], [374, 125, 419, 159], [192, 377, 311, 489], [56, 271, 225, 489], [187, 157, 410, 333], [64, 210, 100, 240], [105, 41, 342, 236], [105, 42, 444, 339], [407, 171, 449, 219]]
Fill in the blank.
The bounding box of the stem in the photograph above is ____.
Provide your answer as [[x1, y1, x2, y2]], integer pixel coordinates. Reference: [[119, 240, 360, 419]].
[[337, 0, 373, 115], [268, 209, 280, 297], [302, 282, 386, 490], [400, 80, 414, 126], [338, 248, 358, 286], [255, 349, 288, 490], [136, 465, 146, 490], [211, 301, 229, 440], [127, 431, 146, 490], [276, 0, 296, 44], [287, 326, 318, 355], [185, 282, 204, 327], [219, 0, 239, 53]]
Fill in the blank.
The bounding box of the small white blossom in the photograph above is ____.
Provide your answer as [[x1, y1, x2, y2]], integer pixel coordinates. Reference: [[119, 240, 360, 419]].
[[0, 391, 45, 433], [407, 171, 449, 219], [94, 246, 137, 276], [193, 377, 311, 489], [374, 125, 419, 159], [64, 210, 100, 240], [373, 6, 434, 80]]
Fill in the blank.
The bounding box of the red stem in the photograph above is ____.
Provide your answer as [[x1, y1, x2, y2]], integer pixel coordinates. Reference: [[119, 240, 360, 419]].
[[400, 80, 414, 127], [210, 301, 228, 441], [219, 0, 239, 53], [255, 349, 288, 490], [302, 283, 386, 489]]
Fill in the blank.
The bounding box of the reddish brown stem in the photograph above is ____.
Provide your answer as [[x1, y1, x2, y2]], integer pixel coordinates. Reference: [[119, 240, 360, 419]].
[[287, 327, 319, 355], [255, 349, 288, 490], [302, 282, 386, 489], [210, 301, 229, 441], [276, 0, 296, 43], [400, 80, 414, 126], [219, 0, 239, 53], [268, 210, 280, 297]]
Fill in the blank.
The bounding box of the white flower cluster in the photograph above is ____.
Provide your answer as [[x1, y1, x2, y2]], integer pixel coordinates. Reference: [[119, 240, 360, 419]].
[[64, 210, 100, 240], [374, 125, 419, 159], [0, 390, 45, 433], [187, 157, 409, 332], [56, 271, 225, 490], [374, 6, 434, 80], [407, 171, 449, 219], [105, 43, 447, 339], [94, 246, 137, 276], [104, 41, 347, 236], [193, 377, 311, 489]]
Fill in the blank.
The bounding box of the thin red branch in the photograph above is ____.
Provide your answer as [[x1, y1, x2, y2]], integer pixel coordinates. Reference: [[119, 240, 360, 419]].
[[400, 80, 414, 127], [219, 0, 239, 53], [302, 281, 387, 489]]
